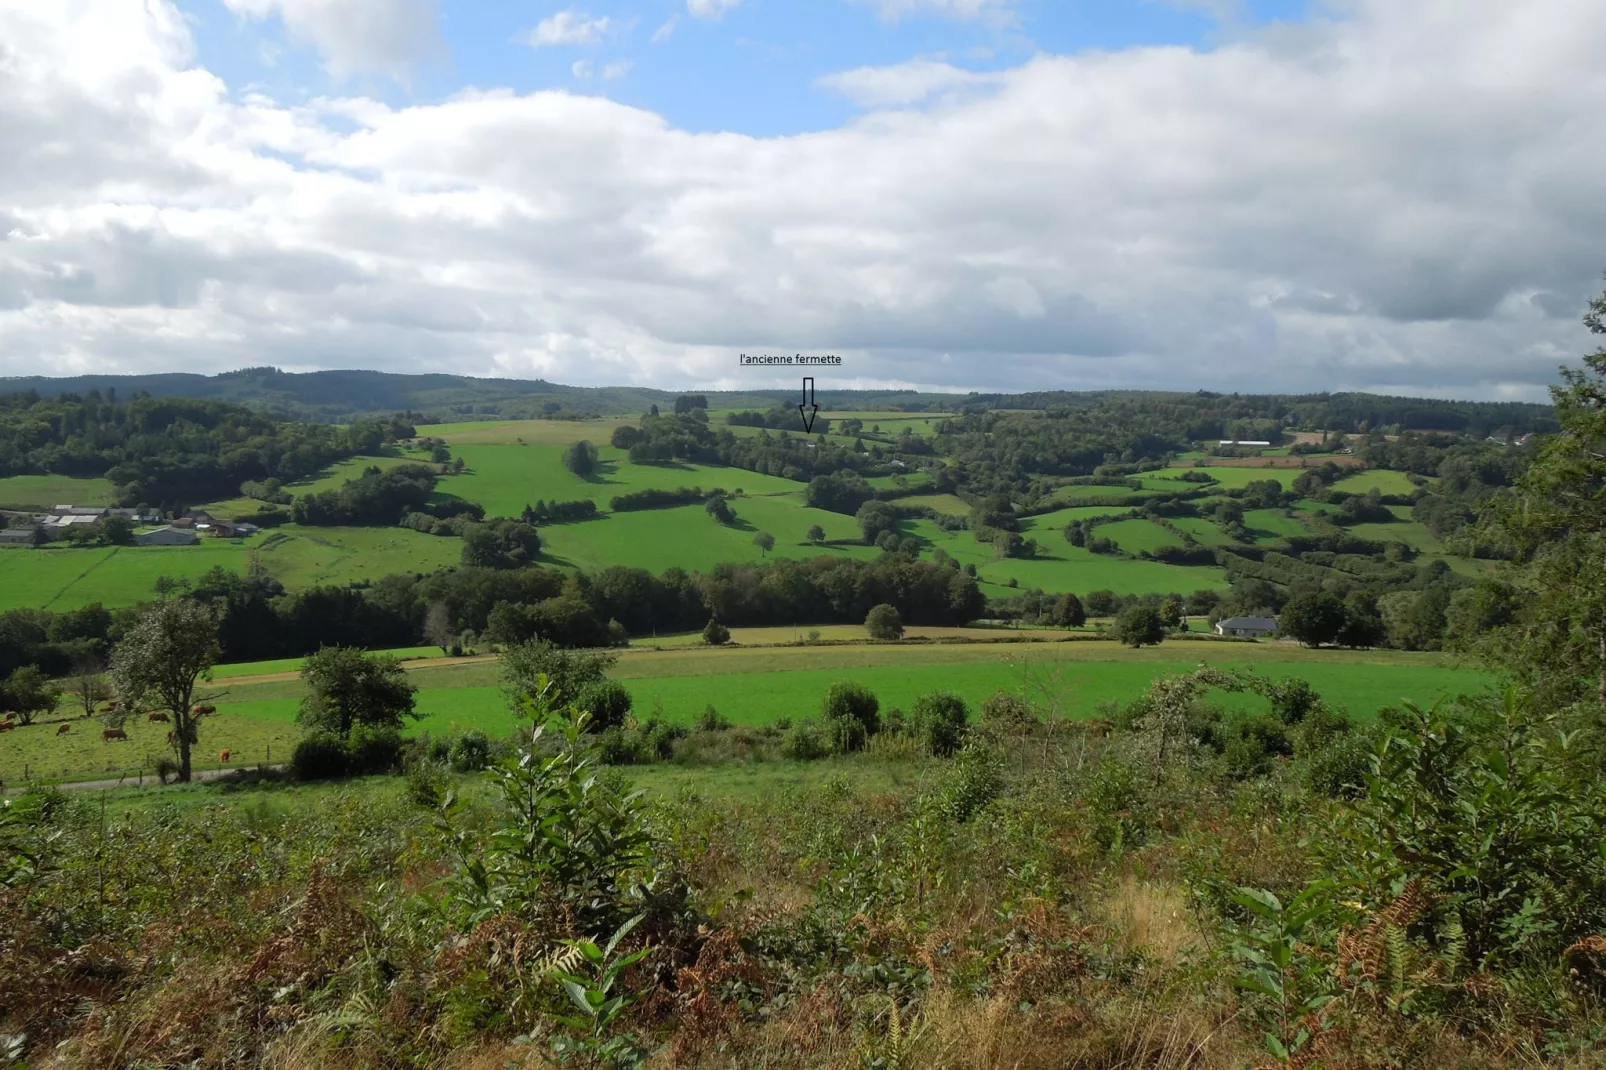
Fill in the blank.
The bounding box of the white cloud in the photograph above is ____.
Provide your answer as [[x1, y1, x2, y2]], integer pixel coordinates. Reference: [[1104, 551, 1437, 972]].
[[816, 58, 1001, 107], [848, 0, 1019, 25], [602, 60, 634, 80], [522, 10, 616, 48], [687, 0, 742, 21], [222, 0, 442, 80], [652, 16, 678, 42], [1, 0, 1604, 398], [571, 58, 594, 78]]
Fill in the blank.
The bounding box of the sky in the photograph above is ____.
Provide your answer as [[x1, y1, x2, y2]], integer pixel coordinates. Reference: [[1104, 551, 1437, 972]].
[[1, 0, 1603, 400]]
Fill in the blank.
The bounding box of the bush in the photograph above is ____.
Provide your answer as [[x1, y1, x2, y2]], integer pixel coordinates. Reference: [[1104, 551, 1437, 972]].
[[703, 618, 731, 646], [821, 681, 880, 753], [696, 704, 731, 732], [348, 725, 404, 775], [1301, 729, 1373, 799], [449, 730, 492, 772], [783, 721, 829, 761], [406, 758, 451, 807], [291, 732, 350, 781], [577, 679, 633, 733], [1223, 716, 1292, 779], [153, 756, 180, 785], [980, 690, 1035, 729], [934, 745, 1004, 822], [865, 603, 904, 640], [910, 690, 969, 756]]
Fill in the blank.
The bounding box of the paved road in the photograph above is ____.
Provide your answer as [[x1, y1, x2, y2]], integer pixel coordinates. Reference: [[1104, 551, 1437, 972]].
[[2, 765, 288, 795]]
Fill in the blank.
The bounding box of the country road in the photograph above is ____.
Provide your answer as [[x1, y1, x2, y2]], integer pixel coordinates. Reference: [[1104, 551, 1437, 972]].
[[2, 765, 288, 795]]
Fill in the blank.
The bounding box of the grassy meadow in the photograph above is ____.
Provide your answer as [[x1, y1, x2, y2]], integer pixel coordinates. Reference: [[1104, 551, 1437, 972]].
[[0, 638, 1492, 785], [0, 473, 118, 509]]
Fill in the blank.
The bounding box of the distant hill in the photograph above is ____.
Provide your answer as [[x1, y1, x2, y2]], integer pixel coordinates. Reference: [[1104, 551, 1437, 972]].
[[0, 367, 948, 422], [0, 366, 1557, 435]]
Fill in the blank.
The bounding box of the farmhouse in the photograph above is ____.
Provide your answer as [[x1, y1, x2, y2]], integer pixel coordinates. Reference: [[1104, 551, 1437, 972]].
[[1214, 615, 1279, 638], [135, 525, 200, 546]]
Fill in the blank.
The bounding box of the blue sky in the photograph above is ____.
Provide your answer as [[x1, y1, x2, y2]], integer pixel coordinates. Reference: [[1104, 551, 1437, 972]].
[[189, 0, 1314, 136]]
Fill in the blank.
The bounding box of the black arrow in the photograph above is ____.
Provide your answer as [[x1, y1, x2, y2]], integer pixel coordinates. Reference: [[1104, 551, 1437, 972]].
[[798, 377, 818, 433]]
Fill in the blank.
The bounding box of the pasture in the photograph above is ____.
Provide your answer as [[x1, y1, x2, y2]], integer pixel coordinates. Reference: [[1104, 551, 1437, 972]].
[[0, 639, 1493, 785], [0, 474, 118, 509], [1332, 469, 1420, 495]]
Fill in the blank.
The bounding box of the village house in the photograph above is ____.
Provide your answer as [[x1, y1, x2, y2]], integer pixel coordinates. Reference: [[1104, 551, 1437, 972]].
[[1214, 615, 1280, 638]]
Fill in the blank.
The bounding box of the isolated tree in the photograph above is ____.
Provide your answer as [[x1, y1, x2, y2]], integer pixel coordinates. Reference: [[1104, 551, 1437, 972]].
[[562, 440, 600, 477], [753, 531, 775, 557], [1158, 598, 1184, 632], [702, 618, 731, 646], [100, 515, 135, 546], [705, 495, 735, 525], [1, 666, 59, 726], [865, 603, 905, 640], [297, 646, 418, 737], [70, 655, 111, 720], [1052, 592, 1087, 628], [423, 601, 455, 655], [109, 599, 220, 782], [1113, 605, 1166, 649], [1279, 592, 1348, 648], [806, 524, 826, 545], [502, 638, 618, 714]]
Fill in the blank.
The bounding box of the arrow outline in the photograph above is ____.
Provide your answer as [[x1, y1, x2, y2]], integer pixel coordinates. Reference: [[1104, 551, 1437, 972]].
[[799, 376, 818, 433]]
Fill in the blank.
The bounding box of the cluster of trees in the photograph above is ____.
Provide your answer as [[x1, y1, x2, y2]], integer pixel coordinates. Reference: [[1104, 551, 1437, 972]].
[[608, 487, 715, 512], [725, 407, 834, 434], [519, 499, 598, 524], [0, 393, 414, 509], [292, 463, 439, 525]]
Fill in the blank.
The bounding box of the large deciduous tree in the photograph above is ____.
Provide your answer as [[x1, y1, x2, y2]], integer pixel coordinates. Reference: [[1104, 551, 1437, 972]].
[[109, 600, 220, 782], [297, 646, 419, 737], [1, 666, 59, 726]]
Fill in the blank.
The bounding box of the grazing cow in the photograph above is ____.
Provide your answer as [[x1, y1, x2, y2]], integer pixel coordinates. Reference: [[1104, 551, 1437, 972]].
[[148, 712, 170, 723], [0, 722, 13, 733], [103, 728, 128, 742], [165, 731, 176, 747], [194, 704, 217, 716], [218, 749, 231, 763], [57, 723, 71, 735]]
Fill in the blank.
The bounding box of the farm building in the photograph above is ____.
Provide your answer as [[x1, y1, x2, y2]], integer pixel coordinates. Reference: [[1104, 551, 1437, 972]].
[[1215, 616, 1279, 638], [135, 526, 200, 546], [0, 527, 43, 545], [1217, 440, 1272, 447]]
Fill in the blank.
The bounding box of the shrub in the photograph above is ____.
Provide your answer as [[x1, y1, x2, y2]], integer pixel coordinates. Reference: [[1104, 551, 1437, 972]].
[[153, 756, 180, 785], [935, 745, 1004, 822], [696, 704, 731, 732], [449, 730, 492, 772], [910, 690, 969, 756], [783, 721, 829, 761], [406, 758, 451, 807], [1301, 729, 1373, 799], [1224, 716, 1292, 780], [980, 690, 1035, 729], [821, 681, 880, 753], [348, 725, 404, 775], [865, 603, 904, 640], [702, 618, 731, 646], [291, 732, 350, 781], [577, 680, 634, 733]]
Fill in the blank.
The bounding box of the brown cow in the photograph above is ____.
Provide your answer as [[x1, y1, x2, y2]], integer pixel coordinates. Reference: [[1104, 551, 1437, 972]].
[[218, 749, 231, 763], [103, 728, 128, 742], [148, 712, 170, 723], [166, 731, 176, 747], [194, 704, 217, 716], [57, 723, 71, 735], [0, 722, 13, 733]]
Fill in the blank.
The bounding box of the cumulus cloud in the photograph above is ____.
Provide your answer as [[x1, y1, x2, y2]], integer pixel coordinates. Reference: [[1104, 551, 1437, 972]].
[[222, 0, 442, 80], [0, 0, 1604, 398], [521, 10, 616, 48], [687, 0, 742, 21], [816, 58, 1002, 107]]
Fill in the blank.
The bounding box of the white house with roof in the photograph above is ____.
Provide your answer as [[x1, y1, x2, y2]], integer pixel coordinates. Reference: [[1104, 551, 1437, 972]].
[[135, 525, 200, 546], [1214, 615, 1279, 638]]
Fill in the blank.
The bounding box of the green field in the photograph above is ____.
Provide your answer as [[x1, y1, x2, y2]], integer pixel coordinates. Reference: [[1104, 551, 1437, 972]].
[[1243, 508, 1313, 541], [422, 418, 634, 446], [1096, 518, 1181, 553], [897, 493, 969, 517], [436, 444, 803, 518], [1151, 466, 1305, 488], [1332, 469, 1419, 496], [0, 474, 119, 510], [1021, 505, 1136, 531], [1166, 516, 1238, 547], [0, 640, 1494, 784]]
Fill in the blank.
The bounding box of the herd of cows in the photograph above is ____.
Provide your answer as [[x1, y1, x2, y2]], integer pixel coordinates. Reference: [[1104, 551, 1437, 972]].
[[0, 698, 229, 764]]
